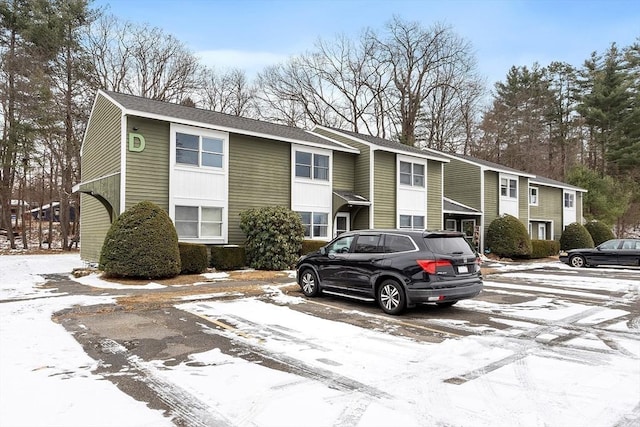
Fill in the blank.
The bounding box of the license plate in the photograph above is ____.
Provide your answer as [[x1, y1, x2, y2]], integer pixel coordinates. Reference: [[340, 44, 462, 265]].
[[458, 265, 468, 273]]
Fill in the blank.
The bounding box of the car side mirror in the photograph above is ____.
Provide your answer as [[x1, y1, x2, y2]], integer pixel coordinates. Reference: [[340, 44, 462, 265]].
[[320, 247, 326, 255]]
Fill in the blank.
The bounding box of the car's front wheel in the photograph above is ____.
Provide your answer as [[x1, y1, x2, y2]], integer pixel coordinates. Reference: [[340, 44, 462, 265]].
[[569, 255, 586, 268], [299, 268, 320, 297], [377, 279, 405, 315]]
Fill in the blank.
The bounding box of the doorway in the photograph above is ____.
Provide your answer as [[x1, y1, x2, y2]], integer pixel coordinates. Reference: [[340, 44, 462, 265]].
[[335, 212, 350, 237]]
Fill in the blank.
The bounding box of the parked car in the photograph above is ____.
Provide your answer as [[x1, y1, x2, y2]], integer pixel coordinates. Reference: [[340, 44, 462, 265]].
[[559, 238, 640, 268], [295, 229, 483, 315]]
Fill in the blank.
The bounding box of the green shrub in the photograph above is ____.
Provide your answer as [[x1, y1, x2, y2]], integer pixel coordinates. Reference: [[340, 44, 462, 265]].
[[301, 239, 327, 255], [560, 222, 594, 250], [584, 220, 614, 246], [530, 240, 560, 259], [210, 246, 247, 270], [178, 243, 209, 274], [486, 214, 532, 258], [100, 201, 180, 279], [239, 206, 305, 270]]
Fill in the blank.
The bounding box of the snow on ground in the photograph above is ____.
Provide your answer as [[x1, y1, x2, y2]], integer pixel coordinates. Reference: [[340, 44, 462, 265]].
[[1, 254, 639, 426], [0, 254, 172, 427]]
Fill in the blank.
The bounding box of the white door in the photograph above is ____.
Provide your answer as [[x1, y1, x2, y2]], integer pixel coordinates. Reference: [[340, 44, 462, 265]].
[[335, 212, 350, 237], [538, 224, 546, 240]]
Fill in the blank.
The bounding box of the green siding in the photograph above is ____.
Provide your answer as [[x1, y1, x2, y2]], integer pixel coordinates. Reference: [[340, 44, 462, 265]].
[[332, 151, 355, 191], [79, 94, 123, 262], [373, 151, 395, 228], [228, 134, 290, 245], [124, 117, 170, 211], [530, 185, 563, 239], [427, 160, 443, 229], [443, 159, 481, 210], [518, 177, 529, 224], [484, 171, 499, 228]]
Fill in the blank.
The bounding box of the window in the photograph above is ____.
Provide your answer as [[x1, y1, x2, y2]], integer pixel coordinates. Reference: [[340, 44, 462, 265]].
[[327, 235, 354, 254], [564, 192, 574, 208], [501, 178, 517, 199], [354, 235, 382, 253], [529, 187, 538, 206], [176, 132, 224, 168], [445, 219, 457, 231], [461, 219, 476, 238], [382, 234, 416, 253], [175, 206, 223, 239], [399, 161, 425, 187], [299, 211, 328, 238], [399, 215, 424, 230], [295, 151, 329, 181]]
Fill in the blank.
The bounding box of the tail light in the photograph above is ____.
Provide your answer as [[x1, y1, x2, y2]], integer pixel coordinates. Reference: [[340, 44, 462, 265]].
[[417, 259, 452, 274]]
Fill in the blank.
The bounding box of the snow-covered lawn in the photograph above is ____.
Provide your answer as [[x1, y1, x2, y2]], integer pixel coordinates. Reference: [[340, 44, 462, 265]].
[[1, 254, 639, 426]]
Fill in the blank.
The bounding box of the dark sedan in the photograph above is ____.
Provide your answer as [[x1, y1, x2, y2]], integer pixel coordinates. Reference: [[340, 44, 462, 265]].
[[559, 238, 640, 268]]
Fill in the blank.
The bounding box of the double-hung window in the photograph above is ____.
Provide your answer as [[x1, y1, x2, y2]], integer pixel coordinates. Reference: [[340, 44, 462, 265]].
[[298, 211, 328, 238], [529, 187, 538, 206], [501, 178, 517, 199], [399, 161, 425, 187], [295, 151, 329, 180], [175, 206, 223, 239], [399, 215, 424, 230], [564, 192, 574, 208], [176, 132, 223, 168]]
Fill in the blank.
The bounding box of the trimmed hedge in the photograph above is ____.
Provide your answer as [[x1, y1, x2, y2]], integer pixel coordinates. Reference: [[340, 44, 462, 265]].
[[178, 243, 209, 274], [530, 240, 560, 259], [239, 206, 304, 270], [486, 214, 532, 258], [301, 240, 327, 255], [211, 246, 247, 271], [560, 222, 594, 250], [584, 221, 614, 246], [99, 201, 181, 279]]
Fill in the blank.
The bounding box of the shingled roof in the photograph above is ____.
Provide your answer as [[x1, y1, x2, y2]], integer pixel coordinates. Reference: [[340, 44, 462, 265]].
[[314, 125, 449, 162], [99, 90, 358, 153], [530, 175, 587, 192]]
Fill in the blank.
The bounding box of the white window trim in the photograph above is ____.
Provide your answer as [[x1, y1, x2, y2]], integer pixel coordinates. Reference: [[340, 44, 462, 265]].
[[445, 219, 457, 231], [172, 125, 228, 171], [398, 158, 426, 188], [500, 174, 518, 200], [292, 145, 332, 184], [529, 186, 539, 206], [398, 214, 425, 230], [298, 211, 330, 240], [461, 219, 476, 238]]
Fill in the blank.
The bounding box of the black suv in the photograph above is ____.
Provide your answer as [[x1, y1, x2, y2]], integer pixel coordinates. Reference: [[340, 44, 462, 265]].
[[296, 229, 483, 315]]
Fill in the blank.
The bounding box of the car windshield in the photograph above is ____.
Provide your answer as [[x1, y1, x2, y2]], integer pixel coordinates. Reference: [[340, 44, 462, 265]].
[[424, 236, 475, 256]]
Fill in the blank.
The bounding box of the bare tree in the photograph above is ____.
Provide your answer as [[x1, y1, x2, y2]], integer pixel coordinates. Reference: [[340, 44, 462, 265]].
[[198, 67, 256, 116], [84, 14, 202, 102]]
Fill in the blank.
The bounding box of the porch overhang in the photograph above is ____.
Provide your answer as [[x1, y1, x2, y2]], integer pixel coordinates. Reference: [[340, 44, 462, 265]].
[[333, 190, 371, 207], [443, 197, 481, 216]]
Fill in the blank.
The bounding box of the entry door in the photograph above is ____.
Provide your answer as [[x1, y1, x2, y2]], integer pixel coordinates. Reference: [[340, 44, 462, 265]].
[[538, 224, 546, 240], [335, 212, 350, 237]]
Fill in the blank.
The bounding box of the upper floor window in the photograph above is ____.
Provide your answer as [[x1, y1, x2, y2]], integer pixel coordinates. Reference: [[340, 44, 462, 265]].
[[399, 161, 425, 187], [501, 178, 517, 199], [529, 187, 538, 206], [295, 151, 329, 180], [399, 215, 424, 230], [564, 192, 574, 208], [176, 132, 223, 168]]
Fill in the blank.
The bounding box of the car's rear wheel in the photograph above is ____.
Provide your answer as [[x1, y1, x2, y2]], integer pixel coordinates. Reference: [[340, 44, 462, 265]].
[[299, 268, 320, 297], [569, 255, 586, 268], [377, 279, 405, 315]]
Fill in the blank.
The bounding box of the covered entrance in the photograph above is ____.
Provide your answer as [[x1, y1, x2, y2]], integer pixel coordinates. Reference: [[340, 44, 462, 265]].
[[332, 190, 371, 238], [443, 197, 482, 251]]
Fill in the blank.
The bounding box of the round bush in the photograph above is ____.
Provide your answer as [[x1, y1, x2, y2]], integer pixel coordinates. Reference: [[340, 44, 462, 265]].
[[584, 220, 614, 246], [486, 214, 532, 258], [239, 206, 304, 270], [100, 201, 181, 278], [559, 222, 594, 250]]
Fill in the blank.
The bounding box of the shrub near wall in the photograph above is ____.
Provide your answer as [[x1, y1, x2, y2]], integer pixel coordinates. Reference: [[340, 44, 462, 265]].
[[530, 240, 560, 258], [560, 222, 594, 250], [210, 246, 247, 270], [584, 221, 615, 245], [239, 206, 304, 270], [99, 201, 181, 279], [486, 214, 532, 258], [178, 243, 209, 274]]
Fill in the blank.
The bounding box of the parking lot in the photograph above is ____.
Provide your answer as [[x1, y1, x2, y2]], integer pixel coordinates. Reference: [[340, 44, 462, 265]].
[[1, 255, 639, 427]]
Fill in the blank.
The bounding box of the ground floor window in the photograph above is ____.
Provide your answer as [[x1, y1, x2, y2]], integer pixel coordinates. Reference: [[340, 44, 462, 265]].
[[175, 206, 223, 238], [461, 219, 476, 238], [298, 211, 328, 238], [399, 215, 424, 230], [445, 219, 457, 231]]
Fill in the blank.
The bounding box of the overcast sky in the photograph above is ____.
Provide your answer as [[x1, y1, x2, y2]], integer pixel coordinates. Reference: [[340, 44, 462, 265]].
[[93, 0, 639, 88]]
